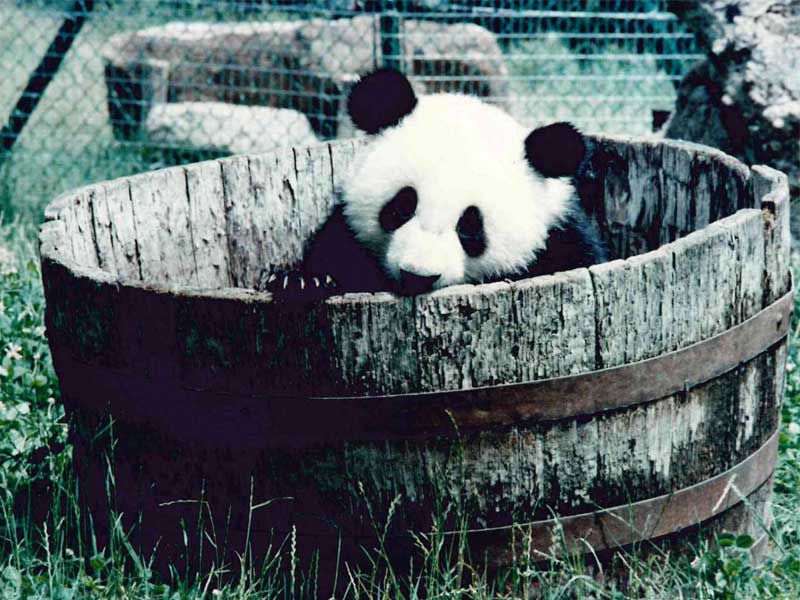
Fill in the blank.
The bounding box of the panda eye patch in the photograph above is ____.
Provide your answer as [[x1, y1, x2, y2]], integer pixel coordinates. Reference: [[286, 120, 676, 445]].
[[379, 186, 417, 232], [457, 206, 486, 257]]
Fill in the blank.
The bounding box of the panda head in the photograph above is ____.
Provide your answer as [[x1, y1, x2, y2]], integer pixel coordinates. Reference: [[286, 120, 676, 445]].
[[342, 68, 586, 295]]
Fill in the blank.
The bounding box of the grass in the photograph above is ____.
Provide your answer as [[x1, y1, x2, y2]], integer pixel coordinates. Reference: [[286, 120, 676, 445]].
[[2, 223, 800, 598]]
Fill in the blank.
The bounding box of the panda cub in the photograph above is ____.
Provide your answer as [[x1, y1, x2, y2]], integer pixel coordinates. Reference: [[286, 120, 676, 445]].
[[264, 68, 608, 299]]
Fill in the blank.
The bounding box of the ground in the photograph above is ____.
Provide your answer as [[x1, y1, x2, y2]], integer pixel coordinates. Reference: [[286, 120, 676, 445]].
[[3, 211, 800, 600]]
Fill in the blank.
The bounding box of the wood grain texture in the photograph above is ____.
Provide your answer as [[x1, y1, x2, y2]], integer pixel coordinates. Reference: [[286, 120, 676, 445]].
[[100, 177, 142, 281], [414, 281, 515, 391], [325, 292, 417, 395], [334, 346, 782, 519], [292, 144, 339, 241], [128, 166, 196, 285], [245, 151, 306, 283], [38, 137, 790, 574], [753, 165, 792, 304], [218, 154, 254, 288], [590, 208, 766, 368], [184, 161, 232, 288], [39, 136, 791, 393], [512, 269, 596, 379], [583, 138, 753, 261], [86, 184, 118, 275]]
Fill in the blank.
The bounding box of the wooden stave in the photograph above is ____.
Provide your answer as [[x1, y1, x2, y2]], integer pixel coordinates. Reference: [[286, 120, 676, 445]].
[[39, 137, 791, 568]]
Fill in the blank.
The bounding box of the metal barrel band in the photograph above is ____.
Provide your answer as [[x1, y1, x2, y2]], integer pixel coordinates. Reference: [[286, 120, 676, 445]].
[[150, 431, 776, 556], [295, 286, 795, 439], [447, 429, 779, 556], [52, 286, 793, 445]]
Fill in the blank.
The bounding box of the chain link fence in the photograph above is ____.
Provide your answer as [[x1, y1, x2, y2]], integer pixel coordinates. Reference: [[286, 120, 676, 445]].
[[0, 0, 703, 218]]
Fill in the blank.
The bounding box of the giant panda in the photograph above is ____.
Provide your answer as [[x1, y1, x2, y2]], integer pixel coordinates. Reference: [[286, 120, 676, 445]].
[[263, 68, 608, 299]]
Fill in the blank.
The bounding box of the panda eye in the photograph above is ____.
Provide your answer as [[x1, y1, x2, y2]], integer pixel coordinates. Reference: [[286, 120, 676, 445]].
[[457, 206, 486, 258], [379, 186, 417, 232]]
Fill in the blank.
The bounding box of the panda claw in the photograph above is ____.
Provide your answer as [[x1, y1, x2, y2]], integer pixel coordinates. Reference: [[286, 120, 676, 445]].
[[263, 268, 337, 302]]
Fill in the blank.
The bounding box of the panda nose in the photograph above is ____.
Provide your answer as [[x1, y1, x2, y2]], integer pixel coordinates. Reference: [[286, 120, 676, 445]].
[[399, 270, 441, 295]]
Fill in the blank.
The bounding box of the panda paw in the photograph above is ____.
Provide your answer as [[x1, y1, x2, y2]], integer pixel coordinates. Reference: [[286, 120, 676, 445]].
[[259, 268, 338, 302]]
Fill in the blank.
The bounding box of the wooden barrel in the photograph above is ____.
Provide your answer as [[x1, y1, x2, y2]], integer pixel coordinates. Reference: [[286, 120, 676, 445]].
[[39, 137, 791, 575]]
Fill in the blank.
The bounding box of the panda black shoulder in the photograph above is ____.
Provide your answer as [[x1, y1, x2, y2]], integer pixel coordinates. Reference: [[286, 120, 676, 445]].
[[519, 123, 608, 279], [521, 196, 608, 279]]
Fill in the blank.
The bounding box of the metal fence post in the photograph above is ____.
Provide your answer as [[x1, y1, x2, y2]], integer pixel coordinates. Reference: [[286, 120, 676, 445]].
[[379, 0, 404, 72], [0, 0, 95, 157]]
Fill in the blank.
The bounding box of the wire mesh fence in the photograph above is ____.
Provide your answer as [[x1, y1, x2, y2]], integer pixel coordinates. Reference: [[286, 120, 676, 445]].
[[0, 0, 703, 218]]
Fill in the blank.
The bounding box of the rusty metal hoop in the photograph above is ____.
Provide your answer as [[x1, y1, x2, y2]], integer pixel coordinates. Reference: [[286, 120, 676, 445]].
[[455, 428, 779, 557]]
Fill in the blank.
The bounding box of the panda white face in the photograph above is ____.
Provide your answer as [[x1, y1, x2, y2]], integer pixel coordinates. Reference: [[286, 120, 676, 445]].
[[341, 93, 576, 293]]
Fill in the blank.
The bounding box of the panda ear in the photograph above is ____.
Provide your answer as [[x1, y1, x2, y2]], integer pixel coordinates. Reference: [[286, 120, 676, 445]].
[[347, 68, 418, 135], [524, 122, 586, 178]]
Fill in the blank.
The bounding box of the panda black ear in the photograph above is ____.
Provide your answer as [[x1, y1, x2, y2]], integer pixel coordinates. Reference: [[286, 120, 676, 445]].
[[524, 122, 586, 178], [347, 68, 418, 135]]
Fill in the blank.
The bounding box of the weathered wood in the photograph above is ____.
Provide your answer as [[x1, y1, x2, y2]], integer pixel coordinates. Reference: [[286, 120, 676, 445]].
[[512, 269, 596, 379], [584, 139, 753, 261], [252, 299, 334, 396], [38, 135, 789, 396], [589, 251, 674, 368], [245, 152, 307, 283], [128, 166, 196, 285], [38, 219, 68, 263], [39, 136, 790, 577], [590, 208, 766, 367], [184, 161, 232, 288], [414, 281, 515, 391], [292, 144, 340, 241], [86, 184, 116, 275], [221, 150, 333, 289], [218, 155, 253, 288], [100, 177, 141, 281], [325, 292, 417, 395], [66, 189, 102, 270], [753, 165, 792, 304], [335, 346, 782, 518]]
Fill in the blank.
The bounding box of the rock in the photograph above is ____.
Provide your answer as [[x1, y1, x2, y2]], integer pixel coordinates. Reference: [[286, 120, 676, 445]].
[[143, 102, 318, 156], [666, 1, 800, 198], [665, 61, 743, 152], [102, 16, 509, 141]]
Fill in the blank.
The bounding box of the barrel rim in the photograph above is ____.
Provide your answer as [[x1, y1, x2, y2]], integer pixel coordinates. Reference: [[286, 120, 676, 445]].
[[38, 135, 773, 307]]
